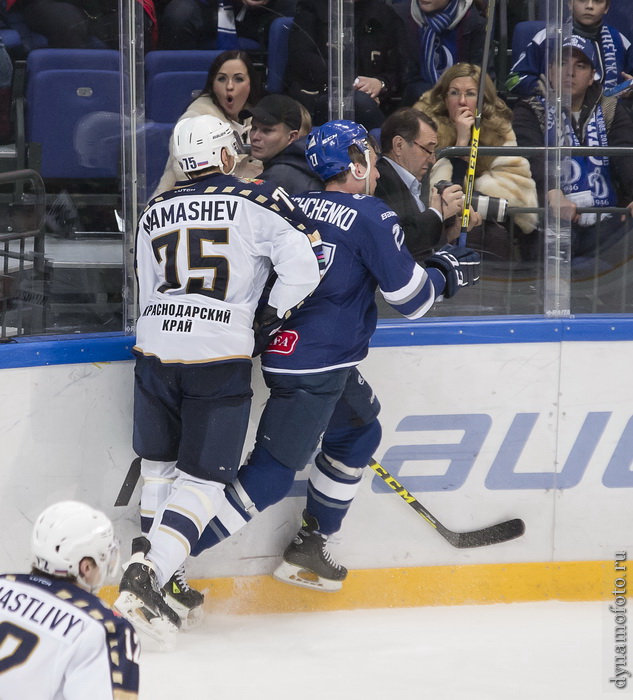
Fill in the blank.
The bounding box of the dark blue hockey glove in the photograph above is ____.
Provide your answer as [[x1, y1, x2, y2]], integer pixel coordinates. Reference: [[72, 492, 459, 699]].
[[252, 303, 283, 356], [424, 245, 481, 298]]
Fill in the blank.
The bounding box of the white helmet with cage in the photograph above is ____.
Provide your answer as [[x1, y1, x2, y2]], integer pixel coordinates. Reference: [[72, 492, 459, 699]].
[[31, 501, 120, 593], [173, 115, 238, 176]]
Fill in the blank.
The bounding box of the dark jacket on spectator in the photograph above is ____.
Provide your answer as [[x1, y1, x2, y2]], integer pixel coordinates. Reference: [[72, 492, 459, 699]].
[[285, 0, 404, 105], [261, 138, 323, 196], [374, 157, 443, 259]]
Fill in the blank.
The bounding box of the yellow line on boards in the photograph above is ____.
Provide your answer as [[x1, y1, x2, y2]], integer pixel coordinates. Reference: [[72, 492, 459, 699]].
[[101, 560, 613, 615]]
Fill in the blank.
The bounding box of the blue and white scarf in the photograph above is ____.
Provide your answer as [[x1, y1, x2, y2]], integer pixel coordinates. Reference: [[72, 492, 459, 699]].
[[575, 23, 622, 91], [595, 25, 620, 91], [542, 95, 617, 225], [217, 0, 238, 50], [418, 0, 461, 84]]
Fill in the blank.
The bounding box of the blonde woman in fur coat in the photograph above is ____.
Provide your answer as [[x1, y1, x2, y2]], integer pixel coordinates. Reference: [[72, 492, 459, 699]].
[[415, 63, 539, 261]]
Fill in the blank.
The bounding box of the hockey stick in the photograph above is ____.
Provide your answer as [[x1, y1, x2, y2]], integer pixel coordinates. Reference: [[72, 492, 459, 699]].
[[368, 459, 525, 548], [114, 457, 141, 507], [458, 0, 497, 247]]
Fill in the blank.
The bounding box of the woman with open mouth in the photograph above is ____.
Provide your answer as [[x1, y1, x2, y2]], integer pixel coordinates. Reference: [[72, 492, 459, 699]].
[[153, 49, 261, 196]]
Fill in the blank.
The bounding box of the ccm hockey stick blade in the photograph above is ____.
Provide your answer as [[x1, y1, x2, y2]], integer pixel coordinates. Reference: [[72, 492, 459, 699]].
[[369, 459, 525, 548]]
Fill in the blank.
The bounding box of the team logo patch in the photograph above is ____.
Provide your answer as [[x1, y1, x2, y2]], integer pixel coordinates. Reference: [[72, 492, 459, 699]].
[[237, 177, 265, 185], [321, 241, 337, 275], [265, 330, 299, 355]]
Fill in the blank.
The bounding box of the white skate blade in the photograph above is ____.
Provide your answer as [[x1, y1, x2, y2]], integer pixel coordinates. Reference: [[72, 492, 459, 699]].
[[114, 591, 180, 650], [164, 595, 205, 631], [273, 560, 343, 593]]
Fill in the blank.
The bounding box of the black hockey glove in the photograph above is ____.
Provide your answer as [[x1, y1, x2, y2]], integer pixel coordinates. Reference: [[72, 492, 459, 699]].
[[252, 303, 283, 356], [424, 245, 481, 298]]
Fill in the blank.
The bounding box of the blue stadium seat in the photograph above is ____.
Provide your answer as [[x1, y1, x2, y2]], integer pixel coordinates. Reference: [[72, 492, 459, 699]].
[[27, 48, 119, 73], [5, 9, 47, 53], [265, 16, 293, 94], [511, 20, 546, 66], [146, 70, 209, 123], [26, 52, 121, 178], [143, 121, 173, 195], [0, 28, 25, 52], [199, 36, 261, 52], [145, 50, 221, 122], [145, 49, 221, 82]]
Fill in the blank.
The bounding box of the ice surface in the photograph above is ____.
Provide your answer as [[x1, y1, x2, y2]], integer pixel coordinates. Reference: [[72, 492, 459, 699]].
[[139, 600, 607, 699]]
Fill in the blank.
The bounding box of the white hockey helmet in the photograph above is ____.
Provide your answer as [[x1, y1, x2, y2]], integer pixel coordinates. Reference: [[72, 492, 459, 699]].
[[31, 501, 120, 592], [173, 115, 238, 175]]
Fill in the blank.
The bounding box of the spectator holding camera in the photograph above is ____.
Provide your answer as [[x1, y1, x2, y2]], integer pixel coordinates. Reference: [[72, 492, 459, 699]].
[[513, 35, 633, 262], [415, 62, 539, 261], [374, 107, 480, 258]]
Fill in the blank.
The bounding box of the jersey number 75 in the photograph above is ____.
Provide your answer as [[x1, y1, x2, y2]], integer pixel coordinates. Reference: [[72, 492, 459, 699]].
[[151, 227, 229, 300]]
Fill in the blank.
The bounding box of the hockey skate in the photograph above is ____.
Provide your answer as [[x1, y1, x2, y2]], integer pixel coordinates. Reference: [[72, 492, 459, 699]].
[[273, 511, 348, 592], [162, 564, 205, 630], [114, 537, 181, 649]]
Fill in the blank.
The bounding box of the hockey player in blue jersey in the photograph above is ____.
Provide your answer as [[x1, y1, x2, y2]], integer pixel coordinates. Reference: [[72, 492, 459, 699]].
[[187, 120, 481, 597]]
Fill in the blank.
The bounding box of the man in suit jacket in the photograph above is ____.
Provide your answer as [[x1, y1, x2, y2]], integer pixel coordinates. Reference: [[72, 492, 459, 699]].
[[375, 107, 478, 260]]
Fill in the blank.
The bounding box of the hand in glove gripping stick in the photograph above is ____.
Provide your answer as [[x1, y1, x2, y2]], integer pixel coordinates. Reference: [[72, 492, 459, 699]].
[[425, 245, 480, 298]]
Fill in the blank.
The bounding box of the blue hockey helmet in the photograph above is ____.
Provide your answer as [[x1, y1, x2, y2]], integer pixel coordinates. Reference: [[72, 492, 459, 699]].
[[305, 120, 370, 181]]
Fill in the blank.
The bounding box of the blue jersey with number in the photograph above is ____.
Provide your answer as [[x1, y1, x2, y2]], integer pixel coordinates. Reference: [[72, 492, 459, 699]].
[[261, 191, 445, 374]]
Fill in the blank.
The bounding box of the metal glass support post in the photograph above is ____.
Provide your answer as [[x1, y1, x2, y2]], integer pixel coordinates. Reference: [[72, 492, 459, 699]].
[[543, 0, 572, 318], [328, 0, 355, 122], [119, 0, 146, 335]]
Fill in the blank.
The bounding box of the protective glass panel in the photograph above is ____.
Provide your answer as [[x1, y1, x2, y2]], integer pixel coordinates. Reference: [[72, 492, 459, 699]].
[[4, 0, 633, 340]]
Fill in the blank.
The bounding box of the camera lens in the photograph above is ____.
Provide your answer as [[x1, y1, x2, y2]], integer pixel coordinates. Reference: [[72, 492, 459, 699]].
[[471, 193, 508, 222]]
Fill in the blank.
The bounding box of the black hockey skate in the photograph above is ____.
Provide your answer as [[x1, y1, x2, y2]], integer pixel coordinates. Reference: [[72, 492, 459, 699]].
[[162, 564, 205, 629], [114, 537, 181, 648], [273, 511, 348, 592]]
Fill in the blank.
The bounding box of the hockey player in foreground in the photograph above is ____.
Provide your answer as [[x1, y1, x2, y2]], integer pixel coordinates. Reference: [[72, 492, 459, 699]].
[[115, 114, 322, 642], [188, 121, 481, 592], [0, 501, 140, 699]]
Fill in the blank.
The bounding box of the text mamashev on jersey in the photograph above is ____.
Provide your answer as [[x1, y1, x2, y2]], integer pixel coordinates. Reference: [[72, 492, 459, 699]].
[[142, 198, 238, 235]]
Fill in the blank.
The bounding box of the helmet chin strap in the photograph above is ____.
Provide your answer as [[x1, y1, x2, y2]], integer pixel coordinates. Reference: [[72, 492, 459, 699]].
[[349, 148, 372, 195]]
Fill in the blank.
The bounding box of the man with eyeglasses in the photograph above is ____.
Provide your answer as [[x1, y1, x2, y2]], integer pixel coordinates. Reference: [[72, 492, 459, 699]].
[[375, 106, 479, 260]]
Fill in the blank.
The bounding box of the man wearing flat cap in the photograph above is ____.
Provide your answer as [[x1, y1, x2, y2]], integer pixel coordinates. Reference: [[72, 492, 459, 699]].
[[241, 94, 323, 194]]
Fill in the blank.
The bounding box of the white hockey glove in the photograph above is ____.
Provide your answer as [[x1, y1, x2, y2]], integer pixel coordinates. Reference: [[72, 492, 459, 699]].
[[252, 303, 283, 356], [425, 245, 481, 298]]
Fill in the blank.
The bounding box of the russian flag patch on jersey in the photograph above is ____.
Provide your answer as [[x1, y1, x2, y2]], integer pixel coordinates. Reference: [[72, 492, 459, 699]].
[[265, 330, 299, 354]]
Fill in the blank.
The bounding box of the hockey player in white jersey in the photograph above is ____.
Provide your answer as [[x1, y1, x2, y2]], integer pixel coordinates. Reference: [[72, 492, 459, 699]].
[[186, 120, 481, 593], [115, 114, 323, 638], [0, 501, 139, 699]]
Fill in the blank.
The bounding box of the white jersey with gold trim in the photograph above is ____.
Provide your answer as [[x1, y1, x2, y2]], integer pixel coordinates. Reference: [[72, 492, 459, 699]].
[[134, 174, 322, 364], [0, 573, 140, 700]]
